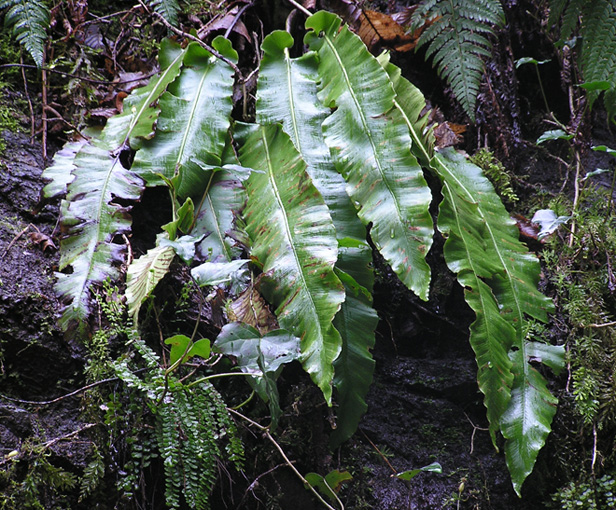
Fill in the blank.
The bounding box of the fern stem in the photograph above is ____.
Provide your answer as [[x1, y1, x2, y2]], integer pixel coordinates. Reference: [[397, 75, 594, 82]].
[[135, 0, 241, 77], [568, 150, 582, 247], [534, 63, 552, 121], [287, 0, 312, 17]]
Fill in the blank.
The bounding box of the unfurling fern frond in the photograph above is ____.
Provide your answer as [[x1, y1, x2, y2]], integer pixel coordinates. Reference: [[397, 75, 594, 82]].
[[550, 0, 616, 121], [0, 0, 50, 67], [412, 0, 505, 120]]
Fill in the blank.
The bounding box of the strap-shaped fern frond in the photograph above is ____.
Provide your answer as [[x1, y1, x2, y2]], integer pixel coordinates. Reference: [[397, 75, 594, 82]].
[[412, 0, 505, 120], [0, 0, 50, 66], [256, 30, 378, 444], [42, 40, 187, 336]]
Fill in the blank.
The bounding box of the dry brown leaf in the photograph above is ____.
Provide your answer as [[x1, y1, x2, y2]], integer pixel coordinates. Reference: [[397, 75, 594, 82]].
[[29, 231, 58, 252], [227, 286, 278, 335], [324, 0, 427, 52], [434, 122, 466, 149]]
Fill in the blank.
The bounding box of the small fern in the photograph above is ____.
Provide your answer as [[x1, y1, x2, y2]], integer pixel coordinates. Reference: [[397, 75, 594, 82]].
[[0, 0, 50, 67], [114, 335, 244, 510], [156, 381, 244, 510], [411, 0, 505, 120], [147, 0, 181, 27], [549, 0, 616, 121]]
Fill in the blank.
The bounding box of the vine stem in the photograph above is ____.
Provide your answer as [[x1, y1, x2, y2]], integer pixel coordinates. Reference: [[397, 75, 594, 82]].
[[229, 408, 343, 510]]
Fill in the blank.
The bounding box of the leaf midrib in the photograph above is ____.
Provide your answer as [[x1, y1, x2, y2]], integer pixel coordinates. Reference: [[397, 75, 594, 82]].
[[259, 126, 322, 337], [322, 31, 406, 233], [176, 65, 213, 171]]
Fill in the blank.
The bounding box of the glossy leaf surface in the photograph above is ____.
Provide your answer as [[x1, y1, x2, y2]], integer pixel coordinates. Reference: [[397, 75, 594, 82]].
[[238, 123, 345, 403], [306, 11, 434, 301], [257, 29, 376, 439]]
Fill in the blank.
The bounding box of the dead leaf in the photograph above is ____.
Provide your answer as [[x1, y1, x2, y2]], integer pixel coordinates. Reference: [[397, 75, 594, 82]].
[[325, 0, 430, 52], [198, 4, 251, 43], [434, 122, 465, 149], [227, 285, 278, 335], [29, 231, 58, 252], [512, 214, 544, 245]]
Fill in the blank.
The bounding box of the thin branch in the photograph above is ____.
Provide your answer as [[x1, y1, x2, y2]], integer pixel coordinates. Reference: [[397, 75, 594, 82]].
[[1, 224, 30, 260], [0, 369, 147, 406], [286, 0, 313, 17], [229, 409, 341, 510], [587, 320, 616, 328], [19, 55, 35, 138], [0, 64, 159, 85], [41, 64, 48, 161], [136, 0, 242, 78], [360, 428, 397, 475], [0, 423, 97, 466]]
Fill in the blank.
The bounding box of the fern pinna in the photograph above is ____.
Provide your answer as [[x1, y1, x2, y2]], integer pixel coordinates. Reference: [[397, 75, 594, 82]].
[[44, 10, 563, 498], [549, 0, 616, 122], [411, 0, 505, 120], [0, 0, 50, 66]]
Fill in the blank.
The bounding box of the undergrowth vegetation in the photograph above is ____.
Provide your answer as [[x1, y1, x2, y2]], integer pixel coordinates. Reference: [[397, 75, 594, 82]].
[[1, 0, 616, 508], [40, 8, 563, 499]]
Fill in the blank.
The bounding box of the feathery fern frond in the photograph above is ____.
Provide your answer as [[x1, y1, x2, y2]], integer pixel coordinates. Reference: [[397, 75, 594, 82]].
[[0, 0, 50, 67], [550, 0, 616, 121], [579, 1, 616, 118], [146, 0, 181, 27], [412, 0, 505, 120]]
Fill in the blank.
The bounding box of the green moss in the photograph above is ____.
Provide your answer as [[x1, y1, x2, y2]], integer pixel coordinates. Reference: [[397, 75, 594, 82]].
[[470, 148, 519, 205]]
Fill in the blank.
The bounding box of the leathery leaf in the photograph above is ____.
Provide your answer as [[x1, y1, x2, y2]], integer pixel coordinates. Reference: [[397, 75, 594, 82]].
[[101, 38, 186, 148], [437, 175, 515, 443], [305, 11, 433, 300], [237, 123, 345, 404], [432, 148, 562, 495], [257, 30, 376, 438], [131, 38, 237, 199], [56, 141, 144, 335], [51, 39, 187, 335]]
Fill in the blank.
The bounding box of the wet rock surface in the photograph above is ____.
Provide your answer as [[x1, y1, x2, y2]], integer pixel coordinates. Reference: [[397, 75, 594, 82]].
[[0, 131, 89, 504], [0, 131, 558, 509]]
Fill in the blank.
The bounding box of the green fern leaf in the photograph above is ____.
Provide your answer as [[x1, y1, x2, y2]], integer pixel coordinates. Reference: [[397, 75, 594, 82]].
[[147, 0, 180, 27], [237, 123, 345, 404], [257, 30, 377, 441], [413, 0, 505, 120], [0, 0, 49, 66], [550, 0, 616, 121], [41, 139, 87, 199], [306, 11, 434, 301], [433, 152, 516, 443], [384, 55, 563, 490], [131, 38, 237, 198], [55, 141, 144, 336], [51, 40, 186, 336], [579, 0, 616, 116], [433, 148, 563, 495]]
